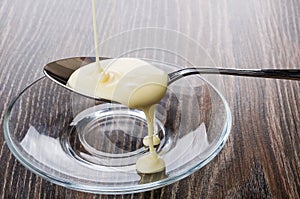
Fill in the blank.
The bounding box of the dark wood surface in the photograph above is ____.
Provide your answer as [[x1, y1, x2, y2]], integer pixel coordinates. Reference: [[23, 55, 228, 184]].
[[1, 0, 299, 198]]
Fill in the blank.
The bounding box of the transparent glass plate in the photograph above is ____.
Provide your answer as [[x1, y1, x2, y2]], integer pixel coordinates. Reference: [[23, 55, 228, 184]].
[[4, 69, 231, 194]]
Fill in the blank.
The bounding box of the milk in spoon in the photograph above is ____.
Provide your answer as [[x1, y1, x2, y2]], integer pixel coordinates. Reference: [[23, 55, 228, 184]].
[[67, 58, 168, 174]]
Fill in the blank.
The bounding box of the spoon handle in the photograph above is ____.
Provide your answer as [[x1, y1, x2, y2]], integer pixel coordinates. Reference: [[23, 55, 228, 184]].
[[168, 68, 300, 84]]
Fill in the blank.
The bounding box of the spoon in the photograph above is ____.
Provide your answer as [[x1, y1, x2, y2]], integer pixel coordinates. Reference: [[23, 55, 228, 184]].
[[44, 57, 300, 98]]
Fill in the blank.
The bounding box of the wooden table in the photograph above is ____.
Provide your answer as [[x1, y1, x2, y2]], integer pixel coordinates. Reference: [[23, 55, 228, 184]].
[[0, 0, 299, 198]]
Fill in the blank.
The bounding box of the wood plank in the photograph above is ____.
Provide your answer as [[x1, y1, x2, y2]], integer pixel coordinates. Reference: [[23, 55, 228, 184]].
[[0, 0, 299, 198]]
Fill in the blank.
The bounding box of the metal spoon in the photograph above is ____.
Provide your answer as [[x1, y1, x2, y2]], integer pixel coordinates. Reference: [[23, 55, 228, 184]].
[[43, 57, 300, 98]]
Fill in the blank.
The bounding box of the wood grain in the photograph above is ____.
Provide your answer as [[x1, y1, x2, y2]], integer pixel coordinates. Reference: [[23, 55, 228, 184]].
[[0, 0, 299, 198]]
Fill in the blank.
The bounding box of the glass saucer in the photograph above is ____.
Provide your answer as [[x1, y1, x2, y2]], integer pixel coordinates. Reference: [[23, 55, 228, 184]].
[[4, 69, 231, 194]]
